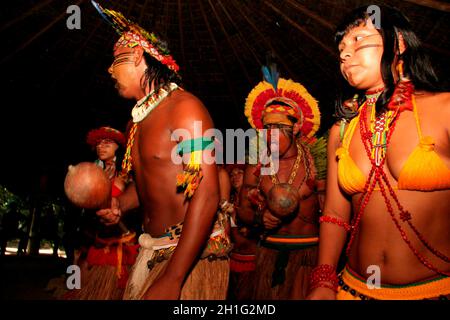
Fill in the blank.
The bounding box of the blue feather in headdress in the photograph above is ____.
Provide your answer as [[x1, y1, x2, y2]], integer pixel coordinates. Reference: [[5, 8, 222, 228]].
[[91, 1, 123, 33], [91, 1, 109, 22], [261, 64, 279, 92]]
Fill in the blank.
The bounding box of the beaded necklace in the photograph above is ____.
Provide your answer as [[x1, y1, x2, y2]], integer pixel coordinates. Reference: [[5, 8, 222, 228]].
[[365, 88, 397, 167], [345, 92, 450, 276], [132, 83, 178, 123], [120, 83, 179, 180], [119, 123, 138, 180]]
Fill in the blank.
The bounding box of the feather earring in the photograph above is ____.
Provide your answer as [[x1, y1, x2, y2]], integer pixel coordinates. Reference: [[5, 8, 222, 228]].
[[387, 59, 414, 112]]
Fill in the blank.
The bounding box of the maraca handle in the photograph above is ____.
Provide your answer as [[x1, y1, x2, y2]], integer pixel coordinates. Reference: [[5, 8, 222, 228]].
[[102, 188, 130, 235], [118, 221, 130, 235]]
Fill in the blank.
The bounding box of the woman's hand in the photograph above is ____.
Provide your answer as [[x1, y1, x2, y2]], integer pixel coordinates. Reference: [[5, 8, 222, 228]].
[[96, 197, 121, 225]]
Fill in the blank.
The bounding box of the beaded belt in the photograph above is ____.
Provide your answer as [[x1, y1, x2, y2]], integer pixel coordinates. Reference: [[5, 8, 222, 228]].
[[338, 265, 450, 300], [338, 275, 373, 300], [146, 219, 230, 271], [147, 246, 177, 270]]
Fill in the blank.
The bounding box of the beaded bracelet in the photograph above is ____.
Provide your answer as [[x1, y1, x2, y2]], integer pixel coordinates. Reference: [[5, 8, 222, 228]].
[[309, 264, 339, 293], [319, 215, 352, 232], [309, 282, 337, 293]]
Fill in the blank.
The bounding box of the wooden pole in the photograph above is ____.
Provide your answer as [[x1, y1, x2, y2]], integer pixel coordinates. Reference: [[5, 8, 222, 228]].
[[0, 0, 85, 65], [0, 0, 56, 34], [285, 0, 334, 30], [263, 0, 335, 56], [206, 0, 252, 83], [228, 0, 296, 79], [216, 0, 263, 66], [402, 0, 450, 12], [197, 0, 241, 116]]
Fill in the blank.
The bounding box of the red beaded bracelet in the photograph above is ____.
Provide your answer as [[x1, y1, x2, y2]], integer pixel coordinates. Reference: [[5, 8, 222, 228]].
[[309, 282, 338, 293], [319, 215, 352, 232], [309, 264, 339, 293]]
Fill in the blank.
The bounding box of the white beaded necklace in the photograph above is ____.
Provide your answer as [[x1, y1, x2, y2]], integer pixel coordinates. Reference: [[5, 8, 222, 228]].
[[131, 82, 178, 123]]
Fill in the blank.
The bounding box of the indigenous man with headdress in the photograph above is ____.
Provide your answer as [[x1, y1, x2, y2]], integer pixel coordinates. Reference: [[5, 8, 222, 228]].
[[237, 65, 327, 299], [65, 126, 139, 300], [91, 1, 230, 300]]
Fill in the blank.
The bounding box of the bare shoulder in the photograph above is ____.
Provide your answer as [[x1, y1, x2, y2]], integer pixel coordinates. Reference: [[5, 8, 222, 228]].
[[434, 92, 450, 116], [415, 91, 450, 115], [415, 92, 450, 133], [168, 89, 212, 125]]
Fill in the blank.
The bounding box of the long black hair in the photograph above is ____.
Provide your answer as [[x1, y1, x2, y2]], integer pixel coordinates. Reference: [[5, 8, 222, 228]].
[[334, 5, 441, 120], [140, 37, 182, 94]]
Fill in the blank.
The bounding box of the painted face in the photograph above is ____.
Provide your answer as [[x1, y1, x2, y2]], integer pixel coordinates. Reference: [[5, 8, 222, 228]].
[[338, 19, 384, 90], [108, 46, 141, 99], [263, 123, 294, 157], [96, 139, 118, 162], [230, 168, 244, 190]]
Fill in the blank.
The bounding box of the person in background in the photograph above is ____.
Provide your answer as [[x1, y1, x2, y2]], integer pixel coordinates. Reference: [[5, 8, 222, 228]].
[[238, 66, 326, 299], [226, 164, 260, 300], [65, 126, 139, 300]]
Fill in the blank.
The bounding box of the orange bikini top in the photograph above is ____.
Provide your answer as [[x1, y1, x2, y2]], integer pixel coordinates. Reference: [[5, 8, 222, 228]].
[[336, 96, 450, 195]]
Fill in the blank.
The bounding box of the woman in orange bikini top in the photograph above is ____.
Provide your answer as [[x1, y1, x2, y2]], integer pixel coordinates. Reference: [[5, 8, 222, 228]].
[[336, 94, 450, 194], [308, 6, 450, 300]]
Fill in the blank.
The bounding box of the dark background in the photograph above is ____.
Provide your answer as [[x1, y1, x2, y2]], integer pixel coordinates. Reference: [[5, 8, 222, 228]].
[[1, 0, 449, 199]]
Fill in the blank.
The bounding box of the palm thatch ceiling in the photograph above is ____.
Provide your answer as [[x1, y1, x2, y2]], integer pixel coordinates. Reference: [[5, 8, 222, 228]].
[[1, 0, 449, 196]]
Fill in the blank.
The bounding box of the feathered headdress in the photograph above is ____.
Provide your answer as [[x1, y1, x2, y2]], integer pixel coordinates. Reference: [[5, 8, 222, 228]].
[[244, 64, 320, 140], [91, 1, 179, 73]]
